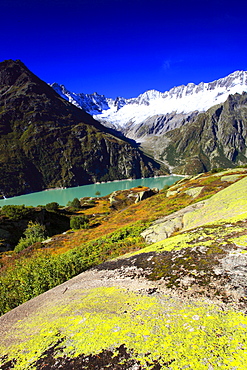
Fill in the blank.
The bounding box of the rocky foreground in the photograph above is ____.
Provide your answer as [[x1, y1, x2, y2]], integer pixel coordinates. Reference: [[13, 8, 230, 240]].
[[1, 169, 247, 369]]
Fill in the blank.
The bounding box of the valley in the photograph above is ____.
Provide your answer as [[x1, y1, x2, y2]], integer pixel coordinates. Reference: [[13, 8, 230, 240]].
[[1, 60, 247, 369]]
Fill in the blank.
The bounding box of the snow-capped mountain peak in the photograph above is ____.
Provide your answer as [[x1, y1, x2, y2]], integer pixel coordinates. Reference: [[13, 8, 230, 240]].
[[50, 83, 111, 114], [51, 70, 247, 133]]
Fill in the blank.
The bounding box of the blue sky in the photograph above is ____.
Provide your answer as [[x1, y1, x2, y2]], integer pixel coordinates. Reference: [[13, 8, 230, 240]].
[[2, 0, 247, 98]]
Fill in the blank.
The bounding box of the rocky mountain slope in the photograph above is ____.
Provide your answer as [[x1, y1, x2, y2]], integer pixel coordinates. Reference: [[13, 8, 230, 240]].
[[0, 60, 165, 197], [1, 168, 247, 369], [51, 70, 247, 141], [147, 92, 247, 174]]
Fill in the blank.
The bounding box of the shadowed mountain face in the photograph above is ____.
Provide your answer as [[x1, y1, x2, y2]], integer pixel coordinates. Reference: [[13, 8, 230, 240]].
[[153, 92, 247, 174], [0, 60, 164, 197]]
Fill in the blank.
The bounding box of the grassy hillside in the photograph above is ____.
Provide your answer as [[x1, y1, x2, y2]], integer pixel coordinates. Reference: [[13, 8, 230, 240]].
[[1, 168, 247, 369]]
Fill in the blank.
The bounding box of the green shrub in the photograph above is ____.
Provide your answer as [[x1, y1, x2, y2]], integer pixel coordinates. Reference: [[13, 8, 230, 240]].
[[70, 215, 89, 230], [14, 238, 35, 253], [45, 202, 59, 212], [1, 205, 33, 220], [0, 220, 149, 315], [67, 197, 81, 210], [14, 221, 47, 253]]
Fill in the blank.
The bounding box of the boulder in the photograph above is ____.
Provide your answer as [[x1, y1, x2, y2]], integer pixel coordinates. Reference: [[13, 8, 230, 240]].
[[135, 188, 159, 203], [141, 200, 206, 244]]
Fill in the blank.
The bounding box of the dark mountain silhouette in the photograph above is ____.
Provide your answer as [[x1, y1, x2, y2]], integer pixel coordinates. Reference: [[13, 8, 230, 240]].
[[0, 60, 165, 197]]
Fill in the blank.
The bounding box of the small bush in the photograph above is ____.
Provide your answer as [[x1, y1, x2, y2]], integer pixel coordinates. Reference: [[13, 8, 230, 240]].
[[14, 238, 34, 253], [45, 202, 59, 212], [14, 221, 47, 253], [67, 198, 81, 210], [70, 215, 89, 230]]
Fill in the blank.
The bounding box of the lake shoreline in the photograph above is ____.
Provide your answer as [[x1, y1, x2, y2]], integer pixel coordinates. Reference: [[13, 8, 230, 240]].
[[0, 175, 184, 207], [43, 174, 185, 191]]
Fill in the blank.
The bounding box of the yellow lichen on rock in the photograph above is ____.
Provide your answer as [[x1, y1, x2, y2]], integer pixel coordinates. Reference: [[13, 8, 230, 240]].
[[184, 186, 204, 198], [1, 286, 247, 369], [183, 176, 247, 231]]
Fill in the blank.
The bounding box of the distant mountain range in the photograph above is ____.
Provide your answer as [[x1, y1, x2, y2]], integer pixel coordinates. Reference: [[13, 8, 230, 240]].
[[51, 70, 247, 140], [51, 71, 247, 174], [0, 60, 164, 197]]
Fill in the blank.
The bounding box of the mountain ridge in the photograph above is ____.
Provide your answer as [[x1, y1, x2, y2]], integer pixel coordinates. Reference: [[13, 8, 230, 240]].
[[155, 91, 247, 174], [0, 60, 165, 197], [51, 70, 247, 140]]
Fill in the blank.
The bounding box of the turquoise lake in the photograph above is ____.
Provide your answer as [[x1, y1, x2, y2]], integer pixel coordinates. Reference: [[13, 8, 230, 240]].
[[0, 176, 183, 207]]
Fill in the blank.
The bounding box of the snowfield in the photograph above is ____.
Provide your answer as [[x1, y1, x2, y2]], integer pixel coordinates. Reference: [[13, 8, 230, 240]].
[[51, 70, 247, 129]]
